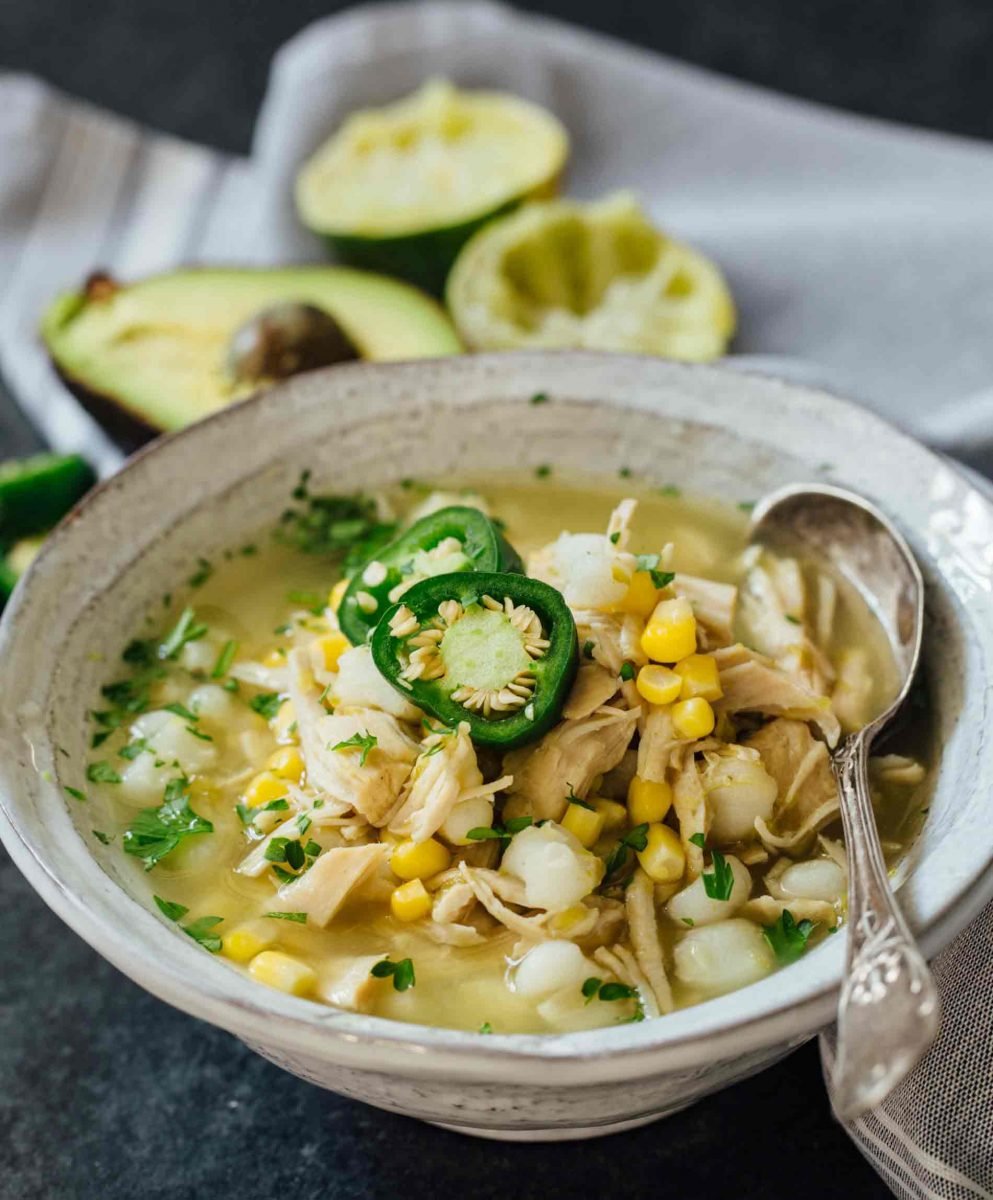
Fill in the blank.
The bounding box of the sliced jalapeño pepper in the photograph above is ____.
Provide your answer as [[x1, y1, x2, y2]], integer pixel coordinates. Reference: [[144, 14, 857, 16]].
[[0, 452, 96, 544], [339, 506, 524, 645], [371, 571, 578, 749]]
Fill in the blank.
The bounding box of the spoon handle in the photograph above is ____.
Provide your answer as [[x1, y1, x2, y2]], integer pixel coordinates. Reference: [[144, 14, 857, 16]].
[[829, 729, 940, 1121]]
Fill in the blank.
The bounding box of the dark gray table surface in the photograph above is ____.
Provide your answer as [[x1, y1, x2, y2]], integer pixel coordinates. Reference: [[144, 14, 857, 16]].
[[5, 1, 990, 1195]]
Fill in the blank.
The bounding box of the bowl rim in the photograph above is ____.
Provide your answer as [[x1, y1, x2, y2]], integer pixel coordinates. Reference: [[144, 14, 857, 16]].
[[3, 349, 993, 1082]]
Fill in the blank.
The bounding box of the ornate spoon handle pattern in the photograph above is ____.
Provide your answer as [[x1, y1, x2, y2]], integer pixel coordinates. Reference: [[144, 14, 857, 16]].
[[830, 730, 940, 1121]]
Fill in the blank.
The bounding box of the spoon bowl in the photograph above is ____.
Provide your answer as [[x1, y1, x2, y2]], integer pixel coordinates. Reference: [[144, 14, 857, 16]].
[[750, 482, 939, 1121]]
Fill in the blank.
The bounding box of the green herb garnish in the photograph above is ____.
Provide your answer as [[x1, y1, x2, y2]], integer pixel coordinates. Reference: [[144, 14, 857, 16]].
[[534, 464, 552, 479], [466, 816, 533, 842], [249, 692, 283, 721], [164, 701, 198, 722], [159, 607, 209, 660], [634, 554, 675, 589], [603, 823, 650, 886], [86, 761, 121, 784], [331, 731, 377, 767], [187, 558, 213, 589], [619, 661, 635, 682], [64, 786, 87, 802], [211, 639, 238, 679], [582, 640, 595, 660], [91, 830, 112, 845], [689, 831, 706, 849], [529, 392, 549, 405], [277, 473, 398, 573], [701, 850, 735, 901], [264, 911, 308, 924], [763, 909, 817, 965], [370, 957, 416, 991], [122, 778, 213, 870]]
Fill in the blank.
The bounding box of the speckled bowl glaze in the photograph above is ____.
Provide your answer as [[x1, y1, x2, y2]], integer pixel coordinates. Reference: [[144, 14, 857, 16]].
[[3, 352, 993, 1141]]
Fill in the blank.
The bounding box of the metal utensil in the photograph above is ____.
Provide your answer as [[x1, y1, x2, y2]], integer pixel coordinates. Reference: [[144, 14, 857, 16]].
[[749, 482, 939, 1121]]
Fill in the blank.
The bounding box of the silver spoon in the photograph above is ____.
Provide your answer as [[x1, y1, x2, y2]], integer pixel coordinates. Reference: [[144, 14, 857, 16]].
[[749, 482, 939, 1121]]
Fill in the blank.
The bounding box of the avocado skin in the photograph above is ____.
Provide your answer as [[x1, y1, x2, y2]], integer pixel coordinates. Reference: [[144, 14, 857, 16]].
[[41, 267, 462, 450]]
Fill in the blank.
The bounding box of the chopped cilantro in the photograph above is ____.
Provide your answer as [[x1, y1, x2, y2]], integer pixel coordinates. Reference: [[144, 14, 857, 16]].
[[467, 816, 533, 842], [534, 464, 552, 479], [529, 392, 549, 405], [603, 823, 650, 886], [737, 500, 756, 513], [118, 738, 149, 761], [182, 915, 223, 953], [479, 1021, 493, 1034], [634, 554, 675, 589], [264, 911, 308, 924], [187, 558, 213, 588], [122, 778, 212, 870], [159, 607, 208, 660], [122, 638, 156, 666], [249, 692, 283, 721], [609, 531, 621, 545], [211, 639, 238, 679], [658, 485, 681, 498], [91, 830, 112, 845], [185, 725, 213, 742], [154, 895, 189, 922], [702, 850, 735, 901], [64, 786, 87, 803], [785, 614, 801, 625], [618, 467, 632, 479], [619, 661, 635, 682], [370, 957, 416, 991], [164, 701, 198, 722], [582, 977, 637, 1004], [331, 731, 377, 766], [689, 831, 706, 848], [763, 909, 817, 965], [681, 917, 695, 927], [266, 837, 305, 870], [277, 473, 398, 573], [86, 761, 121, 784], [582, 639, 595, 660]]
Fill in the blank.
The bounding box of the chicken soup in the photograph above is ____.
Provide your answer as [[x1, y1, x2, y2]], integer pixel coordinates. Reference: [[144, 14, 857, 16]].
[[75, 476, 929, 1033]]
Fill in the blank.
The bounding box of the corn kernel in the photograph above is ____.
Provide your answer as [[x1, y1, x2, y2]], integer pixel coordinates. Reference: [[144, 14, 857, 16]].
[[616, 571, 659, 618], [671, 697, 716, 739], [316, 631, 350, 672], [390, 837, 451, 881], [561, 802, 606, 848], [329, 579, 349, 611], [592, 797, 628, 833], [390, 879, 432, 922], [637, 823, 686, 884], [263, 648, 286, 668], [674, 653, 723, 701], [242, 771, 289, 809], [266, 745, 305, 782], [271, 699, 297, 742], [640, 597, 698, 663], [635, 664, 682, 706], [248, 950, 317, 996], [628, 775, 673, 825], [223, 921, 275, 964]]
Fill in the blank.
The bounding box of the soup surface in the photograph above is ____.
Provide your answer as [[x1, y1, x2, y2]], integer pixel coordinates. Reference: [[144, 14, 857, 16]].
[[76, 476, 929, 1033]]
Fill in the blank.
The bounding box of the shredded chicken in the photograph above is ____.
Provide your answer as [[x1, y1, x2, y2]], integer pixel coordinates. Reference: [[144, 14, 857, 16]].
[[573, 610, 648, 675], [593, 944, 661, 1019], [503, 705, 640, 821], [320, 955, 385, 1012], [673, 574, 737, 648], [672, 756, 708, 879], [626, 869, 674, 1014], [431, 879, 477, 925], [275, 843, 387, 927], [457, 863, 551, 939], [713, 643, 841, 747], [388, 723, 483, 842], [637, 705, 690, 783], [745, 717, 840, 853], [739, 895, 838, 928], [562, 663, 620, 720]]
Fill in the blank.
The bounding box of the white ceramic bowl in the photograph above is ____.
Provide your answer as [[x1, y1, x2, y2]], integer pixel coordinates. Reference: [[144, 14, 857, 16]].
[[3, 352, 993, 1141]]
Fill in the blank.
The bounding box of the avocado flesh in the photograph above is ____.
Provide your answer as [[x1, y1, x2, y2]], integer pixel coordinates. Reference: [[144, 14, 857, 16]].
[[41, 267, 462, 446]]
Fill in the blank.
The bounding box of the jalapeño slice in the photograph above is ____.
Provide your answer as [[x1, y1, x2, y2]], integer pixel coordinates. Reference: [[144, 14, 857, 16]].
[[371, 571, 578, 748], [339, 506, 524, 645]]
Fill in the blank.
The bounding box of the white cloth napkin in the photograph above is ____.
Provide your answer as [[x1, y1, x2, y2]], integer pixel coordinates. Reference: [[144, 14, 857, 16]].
[[1, 4, 991, 1193]]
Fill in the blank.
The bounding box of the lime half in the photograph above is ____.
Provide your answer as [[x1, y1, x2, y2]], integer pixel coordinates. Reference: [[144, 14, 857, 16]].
[[296, 80, 569, 295], [446, 193, 737, 360]]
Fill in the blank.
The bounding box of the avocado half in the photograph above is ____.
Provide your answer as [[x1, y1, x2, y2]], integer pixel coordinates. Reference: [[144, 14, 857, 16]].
[[41, 267, 463, 450]]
